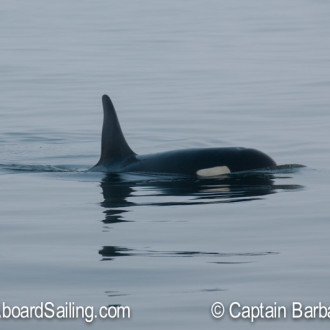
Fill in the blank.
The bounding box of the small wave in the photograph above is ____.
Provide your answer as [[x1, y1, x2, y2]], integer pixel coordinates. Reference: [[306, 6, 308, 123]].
[[0, 164, 80, 173], [275, 164, 305, 171], [0, 163, 306, 176]]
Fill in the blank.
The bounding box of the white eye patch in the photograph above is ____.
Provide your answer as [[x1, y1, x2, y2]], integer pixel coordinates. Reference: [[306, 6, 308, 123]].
[[196, 166, 231, 177]]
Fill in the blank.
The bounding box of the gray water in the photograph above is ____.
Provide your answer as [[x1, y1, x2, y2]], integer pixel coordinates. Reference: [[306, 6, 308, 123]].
[[1, 0, 330, 329]]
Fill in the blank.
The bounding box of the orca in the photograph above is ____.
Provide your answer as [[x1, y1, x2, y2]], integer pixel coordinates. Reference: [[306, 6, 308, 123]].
[[90, 95, 276, 177]]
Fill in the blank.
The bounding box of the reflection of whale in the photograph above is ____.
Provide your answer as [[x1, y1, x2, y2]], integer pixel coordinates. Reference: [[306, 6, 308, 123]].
[[98, 245, 279, 262], [99, 246, 132, 260], [100, 174, 135, 224], [99, 172, 303, 213], [90, 95, 276, 176], [98, 171, 303, 263]]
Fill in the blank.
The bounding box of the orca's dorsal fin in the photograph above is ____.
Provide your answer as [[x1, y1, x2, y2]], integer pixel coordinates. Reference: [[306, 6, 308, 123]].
[[96, 95, 135, 166]]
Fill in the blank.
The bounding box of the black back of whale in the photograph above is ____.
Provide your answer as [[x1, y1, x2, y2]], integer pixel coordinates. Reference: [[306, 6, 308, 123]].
[[91, 95, 276, 175]]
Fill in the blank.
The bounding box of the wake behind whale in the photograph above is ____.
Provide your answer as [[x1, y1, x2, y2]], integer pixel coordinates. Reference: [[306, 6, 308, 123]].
[[90, 95, 277, 177]]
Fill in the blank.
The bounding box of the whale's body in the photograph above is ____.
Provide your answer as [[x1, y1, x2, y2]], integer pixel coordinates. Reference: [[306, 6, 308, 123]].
[[90, 95, 276, 177]]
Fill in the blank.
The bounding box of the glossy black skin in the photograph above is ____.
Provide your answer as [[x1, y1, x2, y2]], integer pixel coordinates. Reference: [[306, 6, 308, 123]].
[[94, 147, 276, 175], [91, 95, 276, 176]]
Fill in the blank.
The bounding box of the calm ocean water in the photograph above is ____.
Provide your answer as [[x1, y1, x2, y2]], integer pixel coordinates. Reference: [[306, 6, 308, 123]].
[[1, 1, 330, 329]]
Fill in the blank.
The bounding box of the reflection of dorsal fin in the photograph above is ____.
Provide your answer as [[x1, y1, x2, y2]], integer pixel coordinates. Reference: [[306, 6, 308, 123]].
[[96, 95, 135, 166]]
